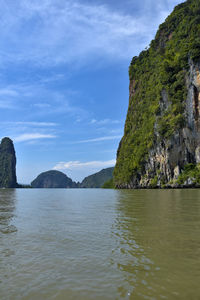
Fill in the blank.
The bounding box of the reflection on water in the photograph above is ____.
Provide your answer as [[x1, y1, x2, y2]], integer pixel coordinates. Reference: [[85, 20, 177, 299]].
[[0, 189, 200, 299], [113, 189, 200, 299], [0, 189, 17, 235], [0, 189, 17, 281]]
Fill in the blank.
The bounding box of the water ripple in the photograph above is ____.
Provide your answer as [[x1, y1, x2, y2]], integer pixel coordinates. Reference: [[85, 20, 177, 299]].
[[0, 189, 200, 299]]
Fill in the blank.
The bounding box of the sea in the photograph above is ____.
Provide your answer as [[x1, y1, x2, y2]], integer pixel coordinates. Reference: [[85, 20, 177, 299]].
[[0, 188, 200, 299]]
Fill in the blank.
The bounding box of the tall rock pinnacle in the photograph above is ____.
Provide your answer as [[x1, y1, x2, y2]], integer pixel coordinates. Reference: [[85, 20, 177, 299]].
[[0, 137, 17, 188]]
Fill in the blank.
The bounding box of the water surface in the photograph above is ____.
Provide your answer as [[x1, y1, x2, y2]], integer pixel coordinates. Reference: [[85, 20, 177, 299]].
[[0, 189, 200, 299]]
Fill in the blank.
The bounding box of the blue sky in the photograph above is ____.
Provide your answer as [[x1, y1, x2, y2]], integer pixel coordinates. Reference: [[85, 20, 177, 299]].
[[0, 0, 182, 184]]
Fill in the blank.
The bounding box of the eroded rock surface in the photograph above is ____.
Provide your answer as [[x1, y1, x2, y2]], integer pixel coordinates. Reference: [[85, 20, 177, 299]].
[[0, 138, 17, 188]]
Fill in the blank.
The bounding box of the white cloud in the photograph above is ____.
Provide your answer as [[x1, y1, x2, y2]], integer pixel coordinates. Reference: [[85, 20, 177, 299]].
[[53, 159, 115, 181], [14, 133, 57, 142], [72, 135, 122, 144], [0, 88, 19, 97], [0, 84, 37, 110], [90, 118, 120, 125], [53, 159, 116, 170], [0, 100, 16, 109], [0, 82, 86, 119], [0, 0, 181, 66]]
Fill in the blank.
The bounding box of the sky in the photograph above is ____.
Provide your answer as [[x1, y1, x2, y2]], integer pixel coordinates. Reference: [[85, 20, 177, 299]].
[[0, 0, 183, 184]]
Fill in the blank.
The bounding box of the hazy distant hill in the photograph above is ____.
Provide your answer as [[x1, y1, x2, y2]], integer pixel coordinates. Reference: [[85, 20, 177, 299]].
[[31, 170, 77, 188], [80, 167, 114, 188]]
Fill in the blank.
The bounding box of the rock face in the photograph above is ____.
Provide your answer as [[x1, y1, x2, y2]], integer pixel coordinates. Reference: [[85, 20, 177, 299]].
[[80, 167, 114, 188], [0, 137, 17, 188], [31, 170, 77, 188], [114, 0, 200, 188]]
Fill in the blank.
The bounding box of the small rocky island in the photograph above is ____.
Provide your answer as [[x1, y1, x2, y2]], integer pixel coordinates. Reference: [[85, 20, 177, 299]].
[[31, 170, 77, 188], [80, 167, 114, 188], [0, 137, 17, 188]]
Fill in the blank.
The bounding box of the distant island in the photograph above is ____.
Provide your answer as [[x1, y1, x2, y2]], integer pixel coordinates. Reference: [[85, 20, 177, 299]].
[[31, 167, 114, 188], [80, 167, 114, 188], [31, 170, 77, 188]]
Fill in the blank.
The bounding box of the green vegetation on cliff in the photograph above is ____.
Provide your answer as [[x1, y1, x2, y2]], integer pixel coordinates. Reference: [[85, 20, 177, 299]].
[[102, 178, 114, 189], [114, 0, 200, 186], [176, 163, 200, 185], [0, 137, 17, 188], [80, 167, 114, 188], [31, 170, 77, 188]]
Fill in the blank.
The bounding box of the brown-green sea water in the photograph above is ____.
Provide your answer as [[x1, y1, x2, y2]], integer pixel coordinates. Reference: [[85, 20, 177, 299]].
[[0, 189, 200, 299]]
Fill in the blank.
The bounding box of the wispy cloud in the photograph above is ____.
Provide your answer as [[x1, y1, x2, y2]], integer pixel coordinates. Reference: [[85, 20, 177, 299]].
[[0, 88, 19, 97], [33, 103, 51, 109], [53, 159, 116, 182], [90, 118, 120, 125], [0, 82, 87, 119], [0, 85, 36, 110], [0, 100, 16, 109], [0, 0, 181, 66], [53, 159, 115, 171], [39, 73, 66, 84], [3, 121, 58, 127], [71, 135, 122, 144], [14, 133, 57, 142]]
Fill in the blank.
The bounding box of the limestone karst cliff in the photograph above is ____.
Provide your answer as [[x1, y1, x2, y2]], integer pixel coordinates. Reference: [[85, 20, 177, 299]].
[[114, 0, 200, 188], [0, 137, 17, 188]]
